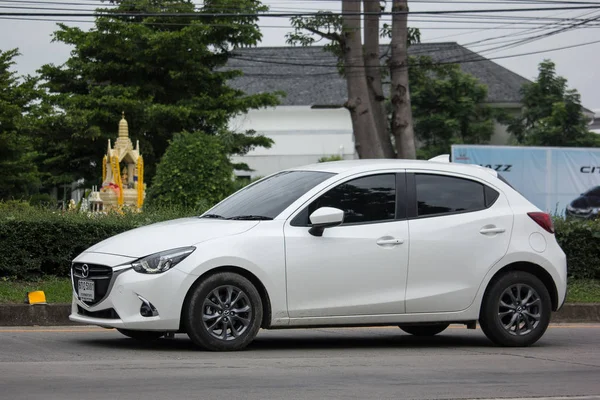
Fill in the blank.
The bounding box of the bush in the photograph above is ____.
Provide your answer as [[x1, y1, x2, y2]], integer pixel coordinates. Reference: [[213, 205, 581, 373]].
[[0, 205, 201, 279], [318, 155, 343, 163], [554, 217, 600, 279], [145, 131, 233, 210]]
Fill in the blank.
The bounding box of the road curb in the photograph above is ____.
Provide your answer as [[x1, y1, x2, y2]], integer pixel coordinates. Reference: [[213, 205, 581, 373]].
[[0, 303, 599, 326], [0, 304, 77, 326]]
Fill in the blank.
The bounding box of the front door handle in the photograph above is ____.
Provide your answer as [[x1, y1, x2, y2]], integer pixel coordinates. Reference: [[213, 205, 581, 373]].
[[377, 238, 404, 246], [480, 227, 506, 235]]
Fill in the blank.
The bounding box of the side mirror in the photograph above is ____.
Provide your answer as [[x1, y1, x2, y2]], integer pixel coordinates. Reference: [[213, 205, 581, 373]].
[[308, 207, 344, 237]]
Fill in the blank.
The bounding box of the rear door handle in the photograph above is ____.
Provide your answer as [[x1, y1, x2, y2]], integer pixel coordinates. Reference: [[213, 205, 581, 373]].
[[377, 238, 404, 246], [480, 227, 506, 235]]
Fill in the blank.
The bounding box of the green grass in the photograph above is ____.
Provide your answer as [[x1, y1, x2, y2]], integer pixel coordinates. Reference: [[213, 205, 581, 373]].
[[566, 279, 600, 303], [0, 277, 72, 304], [0, 277, 599, 304]]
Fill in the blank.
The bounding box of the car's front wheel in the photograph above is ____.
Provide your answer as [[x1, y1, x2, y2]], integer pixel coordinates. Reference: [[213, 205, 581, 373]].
[[116, 329, 165, 341], [398, 323, 449, 336], [184, 272, 263, 351], [479, 271, 552, 347]]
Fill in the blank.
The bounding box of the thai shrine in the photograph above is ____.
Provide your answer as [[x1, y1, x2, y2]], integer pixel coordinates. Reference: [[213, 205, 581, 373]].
[[88, 113, 145, 212]]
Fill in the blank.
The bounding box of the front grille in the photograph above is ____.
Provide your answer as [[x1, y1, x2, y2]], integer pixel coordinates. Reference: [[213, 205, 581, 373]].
[[77, 305, 120, 319], [72, 263, 113, 306]]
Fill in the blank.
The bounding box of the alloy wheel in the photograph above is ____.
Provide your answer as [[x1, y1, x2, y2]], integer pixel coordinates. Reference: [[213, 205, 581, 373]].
[[202, 285, 253, 341], [497, 283, 542, 336]]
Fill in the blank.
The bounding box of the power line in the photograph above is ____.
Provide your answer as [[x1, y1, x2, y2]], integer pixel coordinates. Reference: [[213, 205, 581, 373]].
[[4, 4, 600, 18], [224, 36, 600, 75], [7, 15, 600, 30]]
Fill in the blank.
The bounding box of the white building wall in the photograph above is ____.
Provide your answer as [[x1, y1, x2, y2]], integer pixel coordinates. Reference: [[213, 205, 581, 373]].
[[229, 106, 357, 178]]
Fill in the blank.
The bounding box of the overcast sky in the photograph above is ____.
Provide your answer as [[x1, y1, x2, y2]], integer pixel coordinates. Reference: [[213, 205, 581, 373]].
[[0, 0, 598, 111]]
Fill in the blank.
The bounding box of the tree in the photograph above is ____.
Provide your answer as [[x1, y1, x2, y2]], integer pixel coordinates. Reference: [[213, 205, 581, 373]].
[[505, 60, 598, 147], [37, 0, 280, 191], [409, 58, 496, 159], [389, 0, 416, 159], [145, 131, 233, 210], [0, 49, 42, 200], [340, 0, 384, 158], [287, 1, 419, 159], [364, 0, 394, 158]]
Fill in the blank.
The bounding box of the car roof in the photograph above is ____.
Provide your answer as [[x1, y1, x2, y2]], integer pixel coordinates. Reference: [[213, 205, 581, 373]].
[[287, 159, 499, 179]]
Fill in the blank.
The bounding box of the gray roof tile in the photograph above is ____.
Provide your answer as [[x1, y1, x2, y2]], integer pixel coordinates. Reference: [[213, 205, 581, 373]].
[[224, 42, 531, 106]]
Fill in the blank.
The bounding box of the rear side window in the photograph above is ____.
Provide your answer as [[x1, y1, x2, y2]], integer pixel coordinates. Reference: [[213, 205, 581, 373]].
[[485, 186, 500, 207], [415, 174, 497, 217]]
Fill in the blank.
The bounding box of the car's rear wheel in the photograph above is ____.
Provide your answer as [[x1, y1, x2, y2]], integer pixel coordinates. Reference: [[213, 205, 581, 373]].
[[398, 323, 449, 336], [116, 329, 165, 341], [184, 272, 263, 351], [479, 271, 551, 347]]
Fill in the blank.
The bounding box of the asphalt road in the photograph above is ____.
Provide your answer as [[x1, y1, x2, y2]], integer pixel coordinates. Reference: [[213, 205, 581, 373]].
[[0, 324, 599, 400]]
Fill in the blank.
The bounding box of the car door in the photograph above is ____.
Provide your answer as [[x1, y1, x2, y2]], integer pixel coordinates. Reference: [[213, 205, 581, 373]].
[[405, 171, 513, 313], [284, 172, 410, 318]]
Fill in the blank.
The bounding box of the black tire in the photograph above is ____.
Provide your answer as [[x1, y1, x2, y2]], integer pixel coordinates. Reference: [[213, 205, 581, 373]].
[[184, 272, 263, 351], [399, 323, 449, 336], [479, 271, 552, 347], [117, 329, 165, 341]]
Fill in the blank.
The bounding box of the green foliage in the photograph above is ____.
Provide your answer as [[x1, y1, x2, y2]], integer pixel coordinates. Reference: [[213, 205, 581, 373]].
[[503, 60, 599, 147], [28, 193, 54, 207], [409, 56, 496, 160], [0, 49, 43, 199], [318, 155, 344, 162], [145, 131, 234, 210], [0, 203, 201, 279], [37, 0, 280, 189], [554, 217, 600, 280]]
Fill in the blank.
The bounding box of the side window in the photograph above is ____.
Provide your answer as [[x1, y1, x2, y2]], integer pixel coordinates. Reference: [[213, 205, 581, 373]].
[[294, 174, 397, 225], [415, 174, 497, 218]]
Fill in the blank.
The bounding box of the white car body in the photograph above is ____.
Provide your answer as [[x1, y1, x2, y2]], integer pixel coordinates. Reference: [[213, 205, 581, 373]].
[[70, 159, 567, 340]]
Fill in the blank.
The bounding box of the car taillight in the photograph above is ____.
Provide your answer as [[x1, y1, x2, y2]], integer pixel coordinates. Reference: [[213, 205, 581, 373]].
[[527, 212, 555, 234]]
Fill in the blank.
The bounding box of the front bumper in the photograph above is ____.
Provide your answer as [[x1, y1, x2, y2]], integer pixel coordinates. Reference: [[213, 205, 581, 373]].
[[69, 253, 196, 331], [565, 208, 598, 220]]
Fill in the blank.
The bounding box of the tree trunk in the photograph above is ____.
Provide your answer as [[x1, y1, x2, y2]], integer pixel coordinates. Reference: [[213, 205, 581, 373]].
[[341, 0, 384, 159], [363, 0, 395, 158], [390, 0, 416, 159]]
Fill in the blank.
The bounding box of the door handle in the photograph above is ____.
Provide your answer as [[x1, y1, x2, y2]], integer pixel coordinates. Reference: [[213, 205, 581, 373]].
[[376, 238, 404, 246], [479, 227, 506, 235]]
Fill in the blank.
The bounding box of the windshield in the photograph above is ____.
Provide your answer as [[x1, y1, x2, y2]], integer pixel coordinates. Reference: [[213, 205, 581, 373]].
[[204, 170, 335, 220]]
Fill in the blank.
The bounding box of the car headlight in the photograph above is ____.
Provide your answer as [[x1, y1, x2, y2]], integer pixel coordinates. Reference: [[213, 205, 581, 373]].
[[132, 247, 195, 274]]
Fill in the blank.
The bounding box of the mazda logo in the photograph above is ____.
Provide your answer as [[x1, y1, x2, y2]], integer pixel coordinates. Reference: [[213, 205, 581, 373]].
[[81, 264, 89, 278]]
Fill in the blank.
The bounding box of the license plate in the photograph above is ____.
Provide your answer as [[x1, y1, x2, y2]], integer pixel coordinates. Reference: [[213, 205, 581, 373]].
[[78, 280, 95, 302]]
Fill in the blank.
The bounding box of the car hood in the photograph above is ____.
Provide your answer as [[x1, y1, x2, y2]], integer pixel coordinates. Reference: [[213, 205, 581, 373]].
[[83, 218, 260, 258]]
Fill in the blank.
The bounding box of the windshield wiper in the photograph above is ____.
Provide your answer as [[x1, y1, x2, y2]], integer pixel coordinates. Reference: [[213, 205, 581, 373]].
[[200, 214, 225, 219], [227, 215, 273, 221]]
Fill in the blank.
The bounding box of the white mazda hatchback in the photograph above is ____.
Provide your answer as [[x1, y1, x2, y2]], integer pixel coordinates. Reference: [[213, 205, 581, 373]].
[[70, 159, 567, 351]]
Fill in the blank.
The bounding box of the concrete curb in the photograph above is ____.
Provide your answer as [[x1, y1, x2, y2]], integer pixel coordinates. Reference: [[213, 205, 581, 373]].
[[0, 304, 77, 326], [0, 303, 599, 327]]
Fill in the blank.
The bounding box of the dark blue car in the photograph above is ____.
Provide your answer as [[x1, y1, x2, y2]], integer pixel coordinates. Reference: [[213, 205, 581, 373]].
[[566, 186, 600, 219]]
